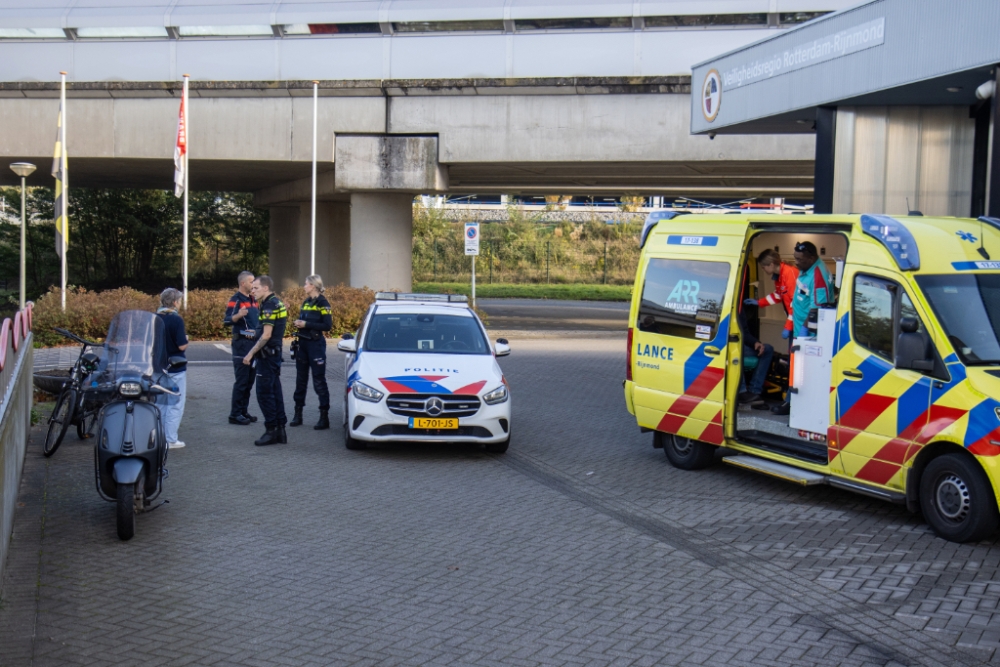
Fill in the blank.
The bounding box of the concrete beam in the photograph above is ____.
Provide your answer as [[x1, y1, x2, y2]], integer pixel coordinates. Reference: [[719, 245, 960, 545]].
[[0, 77, 691, 98], [255, 171, 339, 207], [335, 135, 448, 193], [0, 95, 384, 187], [389, 94, 815, 164]]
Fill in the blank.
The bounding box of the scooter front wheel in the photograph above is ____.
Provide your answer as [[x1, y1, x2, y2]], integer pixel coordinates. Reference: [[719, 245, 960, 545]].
[[116, 481, 137, 541], [44, 388, 76, 457]]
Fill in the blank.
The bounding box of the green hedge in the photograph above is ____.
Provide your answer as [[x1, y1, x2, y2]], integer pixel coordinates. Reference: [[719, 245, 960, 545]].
[[31, 285, 375, 347]]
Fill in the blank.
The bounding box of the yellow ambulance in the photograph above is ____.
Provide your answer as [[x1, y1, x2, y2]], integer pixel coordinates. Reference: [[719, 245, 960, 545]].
[[624, 212, 1000, 542]]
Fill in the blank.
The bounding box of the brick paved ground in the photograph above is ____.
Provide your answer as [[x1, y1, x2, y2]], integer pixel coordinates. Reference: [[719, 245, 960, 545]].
[[3, 337, 1000, 666]]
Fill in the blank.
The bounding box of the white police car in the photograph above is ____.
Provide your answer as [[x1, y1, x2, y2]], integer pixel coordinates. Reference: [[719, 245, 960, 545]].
[[337, 293, 511, 452]]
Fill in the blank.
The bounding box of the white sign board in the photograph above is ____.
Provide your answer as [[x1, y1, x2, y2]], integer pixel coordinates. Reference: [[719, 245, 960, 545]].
[[720, 18, 885, 91], [464, 222, 480, 256]]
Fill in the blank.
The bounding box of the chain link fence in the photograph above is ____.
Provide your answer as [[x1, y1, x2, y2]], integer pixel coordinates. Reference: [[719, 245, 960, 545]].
[[413, 237, 640, 285]]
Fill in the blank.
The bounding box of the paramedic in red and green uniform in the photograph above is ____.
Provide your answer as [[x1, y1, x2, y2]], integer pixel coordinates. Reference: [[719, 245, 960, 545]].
[[772, 241, 834, 416], [791, 241, 834, 337]]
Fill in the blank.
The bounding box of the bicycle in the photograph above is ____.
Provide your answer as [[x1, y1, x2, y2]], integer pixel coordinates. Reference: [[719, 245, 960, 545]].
[[43, 328, 105, 457]]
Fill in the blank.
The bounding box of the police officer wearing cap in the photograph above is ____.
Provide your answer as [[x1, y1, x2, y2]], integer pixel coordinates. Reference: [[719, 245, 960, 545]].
[[243, 275, 289, 446], [290, 274, 333, 430], [224, 270, 259, 425]]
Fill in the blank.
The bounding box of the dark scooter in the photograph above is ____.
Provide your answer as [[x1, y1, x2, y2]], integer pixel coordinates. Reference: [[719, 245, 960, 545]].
[[91, 310, 184, 540]]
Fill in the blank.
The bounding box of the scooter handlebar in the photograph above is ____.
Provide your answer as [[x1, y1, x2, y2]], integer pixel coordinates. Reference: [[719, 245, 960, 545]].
[[54, 327, 102, 347], [150, 384, 180, 396]]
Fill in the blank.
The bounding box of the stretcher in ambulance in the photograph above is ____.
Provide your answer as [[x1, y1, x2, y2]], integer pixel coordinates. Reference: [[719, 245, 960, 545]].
[[624, 212, 1000, 543]]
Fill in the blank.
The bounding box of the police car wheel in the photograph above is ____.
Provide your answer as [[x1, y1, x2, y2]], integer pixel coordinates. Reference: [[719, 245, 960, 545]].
[[920, 453, 999, 543], [343, 404, 367, 451], [663, 434, 715, 470], [485, 435, 510, 454]]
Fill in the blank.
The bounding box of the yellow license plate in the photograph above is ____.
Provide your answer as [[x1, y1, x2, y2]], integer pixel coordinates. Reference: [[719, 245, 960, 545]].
[[409, 417, 458, 429]]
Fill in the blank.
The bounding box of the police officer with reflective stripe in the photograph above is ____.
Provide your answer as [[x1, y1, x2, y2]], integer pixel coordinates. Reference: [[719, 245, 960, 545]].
[[223, 270, 259, 425], [290, 274, 333, 430], [243, 275, 288, 446]]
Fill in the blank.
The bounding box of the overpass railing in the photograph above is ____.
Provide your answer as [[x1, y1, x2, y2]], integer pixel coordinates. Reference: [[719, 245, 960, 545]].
[[0, 304, 34, 586]]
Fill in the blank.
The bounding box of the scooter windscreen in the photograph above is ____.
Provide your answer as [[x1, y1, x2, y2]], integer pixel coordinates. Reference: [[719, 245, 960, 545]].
[[98, 310, 170, 384]]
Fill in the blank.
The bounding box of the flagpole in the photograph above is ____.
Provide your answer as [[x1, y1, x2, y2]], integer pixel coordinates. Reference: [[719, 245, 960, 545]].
[[60, 71, 67, 313], [311, 80, 318, 276], [182, 74, 189, 310]]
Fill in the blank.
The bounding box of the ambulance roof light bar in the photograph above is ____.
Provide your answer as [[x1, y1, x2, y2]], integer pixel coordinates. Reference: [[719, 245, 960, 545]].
[[640, 210, 689, 249], [859, 214, 920, 271]]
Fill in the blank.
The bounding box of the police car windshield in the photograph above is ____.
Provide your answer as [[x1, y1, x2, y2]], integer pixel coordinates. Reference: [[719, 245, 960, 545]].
[[364, 313, 489, 355], [917, 274, 1000, 365]]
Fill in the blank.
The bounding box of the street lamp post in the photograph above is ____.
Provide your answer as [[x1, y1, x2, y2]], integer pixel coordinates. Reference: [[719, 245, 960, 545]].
[[10, 162, 36, 310]]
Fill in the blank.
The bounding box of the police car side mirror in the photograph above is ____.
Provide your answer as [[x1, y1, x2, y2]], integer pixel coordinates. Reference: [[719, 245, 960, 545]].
[[337, 339, 357, 354], [495, 340, 511, 357], [341, 332, 354, 340]]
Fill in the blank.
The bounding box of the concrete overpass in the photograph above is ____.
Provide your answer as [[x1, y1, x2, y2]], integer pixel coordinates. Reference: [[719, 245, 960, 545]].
[[0, 0, 851, 290]]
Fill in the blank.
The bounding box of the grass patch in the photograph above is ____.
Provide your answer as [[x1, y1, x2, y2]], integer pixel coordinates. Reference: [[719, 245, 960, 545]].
[[413, 282, 632, 302]]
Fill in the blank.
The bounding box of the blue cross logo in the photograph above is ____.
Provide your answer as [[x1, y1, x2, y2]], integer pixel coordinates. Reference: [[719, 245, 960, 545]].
[[957, 230, 978, 243]]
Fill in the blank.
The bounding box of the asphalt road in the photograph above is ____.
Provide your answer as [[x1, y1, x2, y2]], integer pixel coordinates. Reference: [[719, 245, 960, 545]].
[[172, 299, 629, 364], [477, 298, 628, 331], [5, 338, 1000, 667]]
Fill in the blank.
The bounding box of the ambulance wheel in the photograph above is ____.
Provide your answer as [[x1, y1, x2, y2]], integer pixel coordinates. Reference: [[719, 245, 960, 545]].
[[664, 434, 715, 470], [920, 453, 999, 543]]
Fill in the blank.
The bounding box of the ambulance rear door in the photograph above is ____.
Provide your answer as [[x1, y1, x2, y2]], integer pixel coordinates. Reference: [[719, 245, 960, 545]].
[[632, 225, 747, 446]]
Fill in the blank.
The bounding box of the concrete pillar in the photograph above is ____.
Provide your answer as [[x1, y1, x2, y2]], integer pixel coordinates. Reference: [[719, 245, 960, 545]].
[[813, 107, 836, 214], [268, 206, 301, 293], [349, 193, 414, 292], [270, 202, 351, 292], [296, 202, 351, 288], [987, 65, 1000, 217]]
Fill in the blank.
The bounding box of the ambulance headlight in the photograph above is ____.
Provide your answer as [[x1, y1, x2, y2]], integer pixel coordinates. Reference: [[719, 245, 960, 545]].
[[482, 385, 508, 405], [353, 381, 384, 403]]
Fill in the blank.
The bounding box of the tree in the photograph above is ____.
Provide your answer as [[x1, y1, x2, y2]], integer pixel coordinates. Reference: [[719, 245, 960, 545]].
[[0, 187, 270, 298], [190, 192, 269, 280]]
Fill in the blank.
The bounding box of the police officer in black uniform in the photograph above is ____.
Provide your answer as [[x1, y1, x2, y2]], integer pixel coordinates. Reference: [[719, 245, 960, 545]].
[[223, 270, 259, 425], [290, 274, 333, 430], [243, 275, 288, 446]]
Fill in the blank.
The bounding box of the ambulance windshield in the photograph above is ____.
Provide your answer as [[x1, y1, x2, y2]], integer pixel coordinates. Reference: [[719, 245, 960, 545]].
[[917, 274, 1000, 365]]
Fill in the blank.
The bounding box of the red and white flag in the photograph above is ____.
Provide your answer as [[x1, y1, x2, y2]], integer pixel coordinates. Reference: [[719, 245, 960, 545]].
[[173, 89, 186, 197]]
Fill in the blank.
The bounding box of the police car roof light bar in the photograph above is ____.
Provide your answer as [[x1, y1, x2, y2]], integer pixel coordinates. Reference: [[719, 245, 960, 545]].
[[375, 292, 468, 303], [640, 211, 689, 250]]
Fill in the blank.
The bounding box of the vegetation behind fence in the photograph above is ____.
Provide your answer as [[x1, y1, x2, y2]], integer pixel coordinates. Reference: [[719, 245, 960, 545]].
[[414, 238, 641, 285], [413, 203, 642, 285]]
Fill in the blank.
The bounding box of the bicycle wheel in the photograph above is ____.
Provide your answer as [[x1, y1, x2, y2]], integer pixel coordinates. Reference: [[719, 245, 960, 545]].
[[44, 388, 76, 457], [77, 404, 98, 440]]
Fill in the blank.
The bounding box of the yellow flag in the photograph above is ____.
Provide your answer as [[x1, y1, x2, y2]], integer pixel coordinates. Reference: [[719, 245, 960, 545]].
[[52, 103, 68, 257]]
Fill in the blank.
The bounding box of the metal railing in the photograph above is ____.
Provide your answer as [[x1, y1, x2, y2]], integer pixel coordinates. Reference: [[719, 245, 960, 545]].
[[0, 303, 34, 587]]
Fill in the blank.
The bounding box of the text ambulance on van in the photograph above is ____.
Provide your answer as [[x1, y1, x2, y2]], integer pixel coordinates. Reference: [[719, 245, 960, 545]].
[[624, 211, 1000, 543]]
